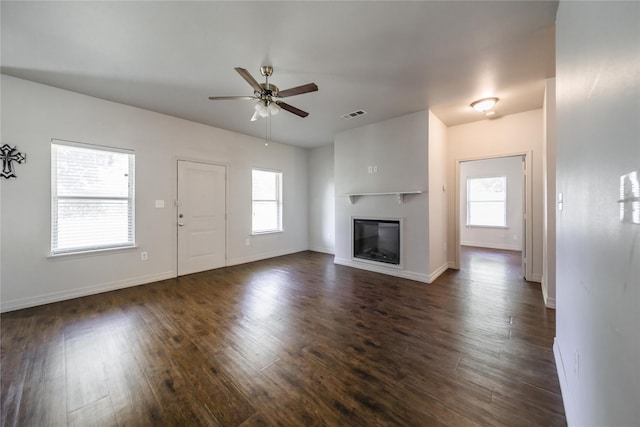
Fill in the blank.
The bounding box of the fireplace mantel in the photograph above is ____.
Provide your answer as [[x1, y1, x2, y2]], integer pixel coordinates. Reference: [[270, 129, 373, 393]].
[[346, 190, 424, 205]]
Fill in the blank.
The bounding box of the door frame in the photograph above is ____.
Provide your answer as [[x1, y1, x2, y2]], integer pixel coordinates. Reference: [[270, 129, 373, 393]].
[[453, 150, 533, 281], [175, 158, 229, 276]]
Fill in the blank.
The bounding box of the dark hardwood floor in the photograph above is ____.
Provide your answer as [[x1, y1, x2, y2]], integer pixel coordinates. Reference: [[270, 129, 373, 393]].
[[1, 247, 565, 426]]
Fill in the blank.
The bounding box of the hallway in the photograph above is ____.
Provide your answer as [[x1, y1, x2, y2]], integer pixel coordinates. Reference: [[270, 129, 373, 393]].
[[460, 245, 524, 282]]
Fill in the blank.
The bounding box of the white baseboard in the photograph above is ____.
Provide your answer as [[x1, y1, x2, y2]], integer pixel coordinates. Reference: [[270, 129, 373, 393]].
[[3, 248, 310, 313], [554, 338, 573, 426], [461, 241, 522, 251], [541, 281, 556, 309], [334, 257, 431, 283], [530, 273, 543, 283], [308, 245, 335, 255], [227, 247, 308, 267], [0, 270, 176, 313], [447, 261, 458, 269], [428, 262, 449, 282]]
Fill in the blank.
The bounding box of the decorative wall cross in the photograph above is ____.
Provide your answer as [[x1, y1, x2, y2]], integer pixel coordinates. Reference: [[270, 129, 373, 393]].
[[1, 144, 26, 179]]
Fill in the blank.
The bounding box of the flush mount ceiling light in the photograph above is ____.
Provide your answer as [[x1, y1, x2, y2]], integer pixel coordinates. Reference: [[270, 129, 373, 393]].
[[470, 97, 499, 113]]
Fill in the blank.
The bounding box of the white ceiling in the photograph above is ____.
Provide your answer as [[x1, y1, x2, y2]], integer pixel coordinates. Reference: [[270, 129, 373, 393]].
[[1, 1, 557, 148]]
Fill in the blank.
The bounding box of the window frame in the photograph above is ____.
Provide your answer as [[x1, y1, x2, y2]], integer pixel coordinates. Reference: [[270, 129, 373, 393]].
[[51, 139, 135, 256], [251, 168, 283, 235], [466, 175, 508, 228]]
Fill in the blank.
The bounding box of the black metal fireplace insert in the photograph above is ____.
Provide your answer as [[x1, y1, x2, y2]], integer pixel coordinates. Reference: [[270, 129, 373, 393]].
[[353, 218, 400, 265]]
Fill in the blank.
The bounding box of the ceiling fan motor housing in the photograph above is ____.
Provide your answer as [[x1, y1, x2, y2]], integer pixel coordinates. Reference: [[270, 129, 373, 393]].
[[257, 83, 279, 100]]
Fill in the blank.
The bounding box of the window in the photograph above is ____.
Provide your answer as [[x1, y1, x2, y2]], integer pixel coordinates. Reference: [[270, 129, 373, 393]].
[[252, 168, 282, 234], [51, 140, 135, 254], [467, 176, 507, 227]]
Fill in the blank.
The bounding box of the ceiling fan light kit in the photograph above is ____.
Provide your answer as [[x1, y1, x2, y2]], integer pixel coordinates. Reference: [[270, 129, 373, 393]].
[[470, 97, 499, 113], [251, 100, 280, 121], [209, 66, 318, 122]]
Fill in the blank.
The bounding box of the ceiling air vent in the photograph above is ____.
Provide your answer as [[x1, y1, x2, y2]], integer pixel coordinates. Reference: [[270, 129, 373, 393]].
[[340, 110, 367, 120]]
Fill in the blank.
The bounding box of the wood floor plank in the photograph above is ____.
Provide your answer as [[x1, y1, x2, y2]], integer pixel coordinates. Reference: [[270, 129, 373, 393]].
[[67, 396, 117, 427], [0, 247, 566, 426], [104, 350, 165, 427], [4, 340, 67, 427], [455, 355, 565, 423], [64, 332, 111, 413]]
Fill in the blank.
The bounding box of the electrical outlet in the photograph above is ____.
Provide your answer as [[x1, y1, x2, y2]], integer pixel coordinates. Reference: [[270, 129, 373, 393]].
[[245, 238, 250, 246], [141, 251, 148, 261], [155, 200, 165, 208]]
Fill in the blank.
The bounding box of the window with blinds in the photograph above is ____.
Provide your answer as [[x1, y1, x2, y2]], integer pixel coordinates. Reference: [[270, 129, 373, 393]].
[[51, 140, 135, 254], [252, 168, 283, 234], [466, 176, 507, 227]]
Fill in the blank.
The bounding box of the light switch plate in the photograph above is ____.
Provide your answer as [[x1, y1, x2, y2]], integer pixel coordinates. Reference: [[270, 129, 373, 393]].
[[619, 171, 640, 224], [558, 193, 563, 211]]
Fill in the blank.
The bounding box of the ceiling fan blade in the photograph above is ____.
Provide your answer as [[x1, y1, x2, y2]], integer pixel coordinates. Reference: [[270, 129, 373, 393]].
[[235, 67, 263, 93], [208, 96, 257, 100], [275, 101, 309, 118], [277, 83, 318, 98]]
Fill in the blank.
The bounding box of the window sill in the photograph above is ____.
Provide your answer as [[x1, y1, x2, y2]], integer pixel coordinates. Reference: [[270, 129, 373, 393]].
[[251, 230, 284, 236], [465, 225, 509, 229], [47, 245, 138, 260]]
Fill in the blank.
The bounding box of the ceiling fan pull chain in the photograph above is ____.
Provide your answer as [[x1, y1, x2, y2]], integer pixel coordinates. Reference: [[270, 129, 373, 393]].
[[265, 112, 269, 146]]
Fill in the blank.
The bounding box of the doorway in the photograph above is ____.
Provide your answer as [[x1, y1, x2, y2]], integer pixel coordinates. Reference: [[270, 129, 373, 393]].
[[177, 160, 227, 276], [454, 153, 532, 281]]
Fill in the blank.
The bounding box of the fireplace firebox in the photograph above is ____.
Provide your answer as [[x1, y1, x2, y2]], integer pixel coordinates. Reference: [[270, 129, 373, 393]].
[[353, 218, 400, 265]]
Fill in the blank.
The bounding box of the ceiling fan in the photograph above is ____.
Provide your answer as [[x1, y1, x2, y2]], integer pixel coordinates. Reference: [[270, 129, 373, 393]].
[[208, 66, 318, 121]]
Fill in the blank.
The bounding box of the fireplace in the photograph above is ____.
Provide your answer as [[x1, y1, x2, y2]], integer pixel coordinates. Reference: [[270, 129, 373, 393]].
[[353, 218, 401, 265]]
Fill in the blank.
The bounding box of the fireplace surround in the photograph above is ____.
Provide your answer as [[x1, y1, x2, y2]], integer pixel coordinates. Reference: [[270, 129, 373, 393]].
[[352, 218, 401, 265]]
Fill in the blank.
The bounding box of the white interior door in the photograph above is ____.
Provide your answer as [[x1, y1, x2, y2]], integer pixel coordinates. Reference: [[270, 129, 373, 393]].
[[177, 160, 226, 276]]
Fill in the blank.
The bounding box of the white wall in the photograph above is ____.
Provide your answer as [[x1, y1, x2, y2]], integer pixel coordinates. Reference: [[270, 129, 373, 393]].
[[459, 156, 523, 251], [447, 109, 544, 282], [0, 75, 309, 312], [555, 1, 639, 425], [427, 111, 448, 281], [308, 144, 335, 254], [334, 111, 430, 282], [542, 78, 557, 308]]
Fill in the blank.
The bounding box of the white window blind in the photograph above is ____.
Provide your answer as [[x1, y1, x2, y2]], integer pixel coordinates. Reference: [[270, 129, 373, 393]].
[[51, 140, 135, 254], [252, 169, 282, 234], [467, 176, 507, 227]]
